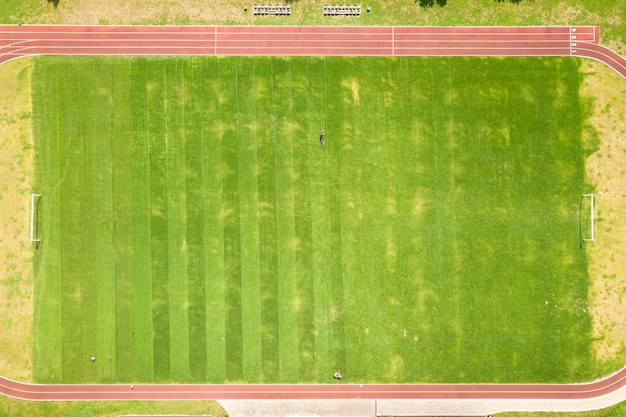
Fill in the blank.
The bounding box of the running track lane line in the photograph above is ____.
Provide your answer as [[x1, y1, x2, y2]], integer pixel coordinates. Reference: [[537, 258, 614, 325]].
[[0, 25, 623, 78], [1, 367, 626, 400], [0, 24, 624, 402]]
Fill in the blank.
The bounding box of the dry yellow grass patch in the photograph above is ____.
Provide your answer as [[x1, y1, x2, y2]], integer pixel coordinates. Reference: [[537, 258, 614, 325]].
[[35, 0, 254, 25], [0, 58, 35, 381], [581, 59, 626, 368]]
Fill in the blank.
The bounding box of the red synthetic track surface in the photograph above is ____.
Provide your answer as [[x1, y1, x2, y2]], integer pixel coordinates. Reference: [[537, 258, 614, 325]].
[[1, 24, 625, 402], [0, 367, 625, 400], [0, 25, 624, 78]]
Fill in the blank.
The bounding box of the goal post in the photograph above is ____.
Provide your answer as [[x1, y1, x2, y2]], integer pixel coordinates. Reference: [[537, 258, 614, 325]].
[[581, 193, 597, 244], [30, 193, 41, 243]]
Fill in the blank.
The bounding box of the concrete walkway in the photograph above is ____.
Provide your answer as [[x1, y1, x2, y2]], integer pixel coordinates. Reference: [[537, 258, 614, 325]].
[[221, 382, 626, 417]]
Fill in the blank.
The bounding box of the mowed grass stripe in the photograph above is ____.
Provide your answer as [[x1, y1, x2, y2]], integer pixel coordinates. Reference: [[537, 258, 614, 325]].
[[235, 58, 263, 381], [254, 58, 280, 381], [111, 59, 135, 382], [524, 60, 571, 379], [183, 59, 208, 382], [323, 67, 346, 378], [56, 61, 85, 382], [452, 58, 533, 380], [400, 59, 462, 380], [427, 59, 464, 381], [526, 59, 590, 381], [59, 61, 100, 382], [448, 58, 510, 380], [312, 59, 346, 374], [219, 59, 244, 381], [271, 58, 299, 382], [319, 59, 346, 377], [382, 60, 439, 381], [332, 59, 367, 381], [164, 60, 190, 381], [32, 58, 63, 382], [292, 59, 315, 382], [377, 58, 408, 373], [306, 58, 334, 381], [90, 59, 117, 382], [391, 59, 439, 382], [147, 60, 171, 381], [439, 59, 506, 381], [393, 59, 436, 380], [202, 58, 227, 382], [130, 60, 154, 382], [274, 58, 303, 379], [358, 59, 392, 375]]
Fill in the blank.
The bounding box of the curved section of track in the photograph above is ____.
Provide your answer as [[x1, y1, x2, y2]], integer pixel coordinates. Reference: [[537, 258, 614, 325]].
[[0, 25, 623, 78], [0, 24, 625, 403], [0, 367, 625, 400]]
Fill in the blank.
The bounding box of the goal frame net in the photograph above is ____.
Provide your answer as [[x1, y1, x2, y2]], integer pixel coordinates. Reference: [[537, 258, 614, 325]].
[[30, 193, 41, 243], [581, 193, 597, 244]]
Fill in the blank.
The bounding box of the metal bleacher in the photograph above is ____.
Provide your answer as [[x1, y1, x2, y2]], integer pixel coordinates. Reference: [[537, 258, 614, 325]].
[[323, 4, 361, 15], [253, 3, 291, 15]]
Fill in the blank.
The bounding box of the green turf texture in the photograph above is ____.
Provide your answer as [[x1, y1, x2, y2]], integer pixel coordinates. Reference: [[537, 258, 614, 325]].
[[32, 56, 594, 384], [0, 397, 226, 417]]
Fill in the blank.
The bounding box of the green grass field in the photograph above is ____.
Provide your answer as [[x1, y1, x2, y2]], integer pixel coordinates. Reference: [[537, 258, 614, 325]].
[[0, 397, 226, 417], [32, 55, 595, 384]]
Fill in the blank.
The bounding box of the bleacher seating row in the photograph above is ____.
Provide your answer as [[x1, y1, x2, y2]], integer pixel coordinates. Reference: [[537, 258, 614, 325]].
[[323, 4, 361, 15], [252, 3, 362, 16], [253, 4, 291, 15]]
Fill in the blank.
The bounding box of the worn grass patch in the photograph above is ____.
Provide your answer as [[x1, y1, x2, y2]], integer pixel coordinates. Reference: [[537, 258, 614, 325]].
[[0, 58, 34, 382], [32, 56, 595, 384]]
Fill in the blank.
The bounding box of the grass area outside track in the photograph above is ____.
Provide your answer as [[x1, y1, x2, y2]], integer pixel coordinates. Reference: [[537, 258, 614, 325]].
[[32, 55, 595, 384], [496, 400, 626, 417], [0, 59, 35, 382], [0, 397, 226, 417]]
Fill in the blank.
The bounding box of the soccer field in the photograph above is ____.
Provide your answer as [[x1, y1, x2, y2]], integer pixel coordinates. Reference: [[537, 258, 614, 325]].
[[32, 56, 595, 384]]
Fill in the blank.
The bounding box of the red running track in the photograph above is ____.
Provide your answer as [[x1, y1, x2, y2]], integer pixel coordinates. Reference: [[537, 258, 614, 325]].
[[0, 367, 625, 400], [0, 25, 624, 78], [0, 24, 625, 402]]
